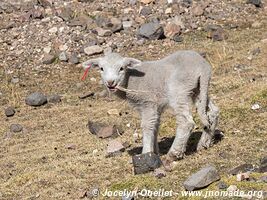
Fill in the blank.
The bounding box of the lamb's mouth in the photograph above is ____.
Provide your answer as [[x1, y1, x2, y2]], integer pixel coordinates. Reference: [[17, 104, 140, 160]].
[[107, 85, 118, 91]]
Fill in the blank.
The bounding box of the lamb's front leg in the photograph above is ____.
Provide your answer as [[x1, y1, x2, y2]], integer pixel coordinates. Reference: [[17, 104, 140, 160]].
[[140, 107, 160, 154]]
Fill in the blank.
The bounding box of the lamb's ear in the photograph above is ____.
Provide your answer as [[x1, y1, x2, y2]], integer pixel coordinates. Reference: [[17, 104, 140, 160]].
[[123, 57, 142, 69], [82, 58, 100, 69]]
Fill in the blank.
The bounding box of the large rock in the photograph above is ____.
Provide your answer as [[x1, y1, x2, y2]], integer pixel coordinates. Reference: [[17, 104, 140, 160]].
[[183, 165, 220, 191], [138, 21, 164, 40], [25, 92, 47, 106], [84, 45, 103, 56], [247, 0, 262, 7], [132, 152, 162, 175], [228, 164, 254, 175]]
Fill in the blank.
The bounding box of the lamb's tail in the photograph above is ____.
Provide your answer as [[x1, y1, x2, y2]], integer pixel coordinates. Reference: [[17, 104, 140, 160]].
[[197, 71, 211, 128]]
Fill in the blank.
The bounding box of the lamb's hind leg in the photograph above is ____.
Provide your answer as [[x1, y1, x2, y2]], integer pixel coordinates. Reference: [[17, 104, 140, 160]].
[[168, 100, 195, 160], [197, 98, 219, 151], [140, 106, 160, 154]]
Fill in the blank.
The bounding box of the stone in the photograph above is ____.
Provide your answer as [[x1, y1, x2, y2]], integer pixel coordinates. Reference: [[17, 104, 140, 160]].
[[217, 181, 228, 190], [42, 54, 56, 65], [94, 27, 112, 37], [122, 195, 134, 200], [164, 23, 181, 38], [173, 35, 183, 42], [47, 94, 61, 103], [106, 139, 125, 157], [140, 0, 154, 4], [58, 52, 68, 62], [66, 144, 76, 150], [228, 164, 254, 175], [140, 7, 152, 16], [84, 45, 103, 56], [257, 156, 267, 173], [122, 21, 133, 29], [165, 7, 172, 14], [138, 21, 164, 40], [69, 53, 79, 64], [252, 21, 262, 29], [87, 121, 117, 138], [108, 17, 123, 33], [25, 92, 47, 107], [227, 185, 238, 193], [259, 175, 267, 183], [154, 168, 166, 178], [5, 107, 15, 117], [183, 165, 220, 191], [57, 7, 73, 22], [247, 0, 262, 7], [37, 0, 52, 8], [10, 124, 23, 133], [132, 152, 162, 175], [48, 27, 58, 34], [43, 46, 51, 54], [251, 103, 260, 110], [192, 5, 204, 16], [107, 109, 120, 116], [236, 172, 250, 181]]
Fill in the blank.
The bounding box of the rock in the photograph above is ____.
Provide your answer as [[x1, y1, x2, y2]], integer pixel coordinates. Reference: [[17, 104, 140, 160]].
[[78, 92, 95, 99], [217, 181, 228, 190], [183, 165, 220, 191], [165, 7, 172, 14], [48, 27, 58, 34], [42, 54, 56, 65], [37, 0, 52, 8], [69, 53, 79, 64], [87, 121, 118, 138], [252, 21, 262, 28], [138, 21, 164, 40], [164, 22, 181, 39], [251, 103, 260, 110], [10, 124, 23, 133], [108, 17, 123, 33], [47, 94, 61, 103], [228, 164, 254, 175], [58, 52, 68, 62], [25, 92, 47, 107], [140, 0, 154, 4], [5, 107, 15, 117], [57, 7, 73, 22], [106, 139, 125, 157], [43, 46, 51, 54], [104, 47, 112, 55], [207, 26, 228, 41], [94, 27, 112, 37], [66, 144, 76, 150], [107, 109, 120, 116], [140, 7, 152, 16], [132, 152, 162, 175], [154, 168, 166, 178], [257, 156, 267, 173], [247, 0, 262, 7], [259, 175, 267, 183], [173, 35, 183, 42], [84, 45, 103, 56], [192, 5, 204, 16], [122, 195, 134, 200], [236, 172, 250, 181], [122, 20, 133, 29], [227, 185, 238, 193]]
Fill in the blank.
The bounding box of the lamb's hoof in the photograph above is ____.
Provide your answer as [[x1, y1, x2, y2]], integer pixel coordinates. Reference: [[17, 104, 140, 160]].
[[197, 139, 212, 152], [167, 151, 185, 161]]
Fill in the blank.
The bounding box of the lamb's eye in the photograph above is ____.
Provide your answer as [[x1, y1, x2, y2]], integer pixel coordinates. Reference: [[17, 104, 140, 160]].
[[120, 67, 124, 71], [100, 67, 104, 71]]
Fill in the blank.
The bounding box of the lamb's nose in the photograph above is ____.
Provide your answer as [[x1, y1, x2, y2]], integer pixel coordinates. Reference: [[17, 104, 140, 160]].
[[107, 80, 114, 86]]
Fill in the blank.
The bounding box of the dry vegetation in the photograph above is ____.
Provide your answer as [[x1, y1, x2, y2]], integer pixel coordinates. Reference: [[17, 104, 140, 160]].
[[1, 3, 267, 200]]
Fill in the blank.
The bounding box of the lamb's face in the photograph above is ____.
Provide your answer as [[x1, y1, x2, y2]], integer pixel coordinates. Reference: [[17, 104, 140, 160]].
[[82, 53, 141, 93], [98, 56, 127, 92]]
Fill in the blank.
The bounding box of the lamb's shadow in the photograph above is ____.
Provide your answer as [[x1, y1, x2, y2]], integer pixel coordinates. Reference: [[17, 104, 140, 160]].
[[127, 130, 223, 156]]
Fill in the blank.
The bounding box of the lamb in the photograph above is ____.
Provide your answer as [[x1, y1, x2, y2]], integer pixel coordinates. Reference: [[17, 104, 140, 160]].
[[82, 50, 219, 161]]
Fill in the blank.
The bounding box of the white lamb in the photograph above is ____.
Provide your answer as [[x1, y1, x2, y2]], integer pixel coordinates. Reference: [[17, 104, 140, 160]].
[[82, 51, 219, 161]]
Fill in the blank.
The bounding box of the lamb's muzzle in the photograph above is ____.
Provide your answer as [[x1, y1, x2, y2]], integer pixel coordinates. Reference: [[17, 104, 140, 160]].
[[82, 50, 219, 161]]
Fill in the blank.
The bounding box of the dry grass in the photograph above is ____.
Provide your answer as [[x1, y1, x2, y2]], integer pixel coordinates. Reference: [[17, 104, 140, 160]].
[[1, 23, 267, 200]]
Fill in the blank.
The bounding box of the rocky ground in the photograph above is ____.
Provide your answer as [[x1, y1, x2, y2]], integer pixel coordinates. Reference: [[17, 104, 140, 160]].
[[0, 0, 267, 199]]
